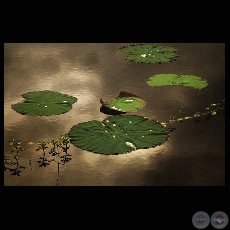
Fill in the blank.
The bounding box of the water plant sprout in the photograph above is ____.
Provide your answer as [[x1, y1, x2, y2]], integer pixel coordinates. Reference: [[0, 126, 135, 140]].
[[5, 139, 26, 176]]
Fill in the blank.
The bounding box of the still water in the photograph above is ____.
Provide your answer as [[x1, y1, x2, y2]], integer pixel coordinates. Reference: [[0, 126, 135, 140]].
[[4, 43, 225, 186]]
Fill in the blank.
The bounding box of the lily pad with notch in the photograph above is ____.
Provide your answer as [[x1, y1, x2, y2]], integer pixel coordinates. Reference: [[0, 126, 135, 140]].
[[119, 43, 179, 64], [11, 90, 77, 116], [67, 115, 169, 155], [146, 74, 209, 90], [100, 91, 146, 113]]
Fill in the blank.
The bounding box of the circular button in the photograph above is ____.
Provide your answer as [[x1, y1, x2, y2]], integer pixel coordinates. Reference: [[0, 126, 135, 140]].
[[192, 211, 210, 229], [211, 211, 228, 229]]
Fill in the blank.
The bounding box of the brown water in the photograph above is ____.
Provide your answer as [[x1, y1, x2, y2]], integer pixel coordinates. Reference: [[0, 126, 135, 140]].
[[4, 43, 225, 186]]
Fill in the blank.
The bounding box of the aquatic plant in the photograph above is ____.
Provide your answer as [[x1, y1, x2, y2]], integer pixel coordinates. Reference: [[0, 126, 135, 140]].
[[9, 139, 25, 155], [59, 134, 71, 154], [5, 139, 26, 176], [68, 115, 169, 155], [146, 74, 209, 90], [58, 134, 72, 164], [4, 134, 71, 182], [11, 90, 77, 116], [49, 139, 60, 156], [160, 99, 225, 127], [100, 91, 146, 113], [36, 141, 51, 167], [119, 43, 179, 64]]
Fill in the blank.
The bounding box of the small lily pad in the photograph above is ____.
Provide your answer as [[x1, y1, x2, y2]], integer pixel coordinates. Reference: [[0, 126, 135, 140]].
[[119, 43, 179, 64], [12, 90, 77, 116], [146, 74, 209, 89], [100, 91, 146, 113], [68, 115, 169, 155]]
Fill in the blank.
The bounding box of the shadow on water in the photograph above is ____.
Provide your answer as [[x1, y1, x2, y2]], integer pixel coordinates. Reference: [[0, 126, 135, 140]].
[[100, 105, 126, 115], [4, 155, 26, 176]]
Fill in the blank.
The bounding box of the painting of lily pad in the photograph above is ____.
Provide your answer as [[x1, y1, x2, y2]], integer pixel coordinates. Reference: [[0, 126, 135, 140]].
[[146, 74, 209, 89], [11, 90, 77, 116], [67, 115, 169, 155], [119, 43, 179, 64], [100, 91, 146, 113]]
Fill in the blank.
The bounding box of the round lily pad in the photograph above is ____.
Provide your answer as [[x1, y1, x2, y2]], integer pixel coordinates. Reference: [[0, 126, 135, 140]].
[[68, 115, 169, 155], [146, 74, 209, 89], [100, 91, 146, 113], [12, 90, 77, 116], [119, 43, 179, 64]]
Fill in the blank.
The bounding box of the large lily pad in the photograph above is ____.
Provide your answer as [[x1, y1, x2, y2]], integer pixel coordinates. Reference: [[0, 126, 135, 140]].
[[146, 74, 209, 89], [119, 43, 179, 64], [68, 115, 169, 155], [100, 91, 146, 113], [12, 90, 77, 116]]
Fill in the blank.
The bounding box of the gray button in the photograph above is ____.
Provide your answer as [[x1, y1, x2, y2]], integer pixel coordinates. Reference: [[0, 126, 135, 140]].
[[192, 211, 210, 229], [211, 211, 229, 229]]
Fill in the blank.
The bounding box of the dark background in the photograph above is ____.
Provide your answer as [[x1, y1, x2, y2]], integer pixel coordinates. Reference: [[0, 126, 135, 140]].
[[2, 4, 228, 229]]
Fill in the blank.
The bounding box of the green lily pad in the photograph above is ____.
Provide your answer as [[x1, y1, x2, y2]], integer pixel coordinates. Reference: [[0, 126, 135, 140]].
[[119, 43, 179, 64], [146, 74, 209, 89], [100, 91, 146, 113], [12, 90, 77, 116], [68, 115, 169, 155]]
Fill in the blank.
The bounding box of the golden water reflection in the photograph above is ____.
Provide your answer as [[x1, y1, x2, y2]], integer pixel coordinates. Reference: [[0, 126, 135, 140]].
[[4, 43, 225, 186]]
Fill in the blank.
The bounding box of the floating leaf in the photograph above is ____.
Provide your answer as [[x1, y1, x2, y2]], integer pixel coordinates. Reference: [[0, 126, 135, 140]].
[[194, 112, 201, 117], [146, 74, 208, 89], [160, 122, 167, 127], [12, 90, 77, 116], [119, 43, 179, 64], [100, 91, 146, 113], [68, 115, 169, 155]]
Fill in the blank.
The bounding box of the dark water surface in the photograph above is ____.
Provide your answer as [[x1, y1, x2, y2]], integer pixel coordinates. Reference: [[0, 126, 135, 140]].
[[4, 43, 225, 186]]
